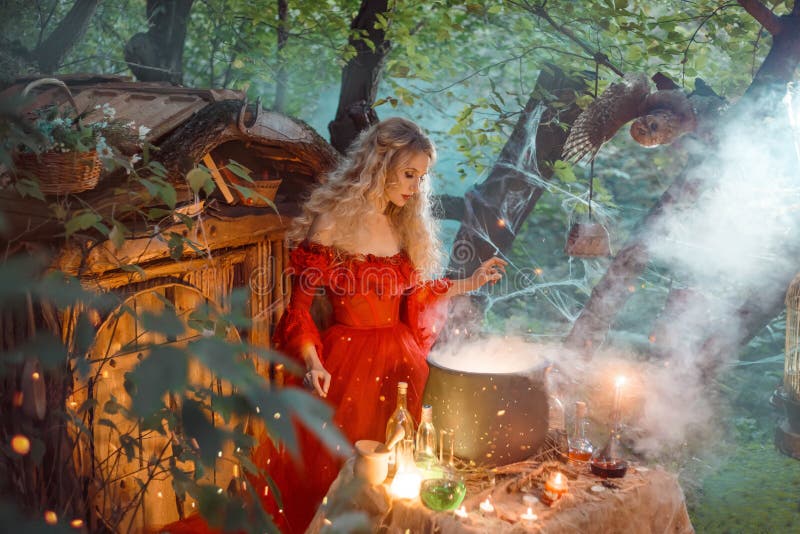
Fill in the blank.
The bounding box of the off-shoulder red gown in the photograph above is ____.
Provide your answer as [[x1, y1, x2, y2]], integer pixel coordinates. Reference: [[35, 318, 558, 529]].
[[162, 241, 451, 533]]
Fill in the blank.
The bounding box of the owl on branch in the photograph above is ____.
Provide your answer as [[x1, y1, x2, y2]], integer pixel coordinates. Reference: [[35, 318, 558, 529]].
[[562, 73, 724, 163]]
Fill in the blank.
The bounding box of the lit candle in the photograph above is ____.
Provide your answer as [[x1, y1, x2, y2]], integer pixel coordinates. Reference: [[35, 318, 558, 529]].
[[520, 507, 538, 521], [479, 497, 495, 513], [390, 470, 422, 500], [612, 375, 626, 429], [454, 505, 468, 518], [542, 471, 568, 505]]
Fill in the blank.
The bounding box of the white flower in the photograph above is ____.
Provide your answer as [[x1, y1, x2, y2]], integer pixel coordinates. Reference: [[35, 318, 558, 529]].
[[98, 145, 113, 158], [137, 125, 151, 140]]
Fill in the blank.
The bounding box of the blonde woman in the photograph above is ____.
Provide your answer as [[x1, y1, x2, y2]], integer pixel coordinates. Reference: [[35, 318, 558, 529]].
[[259, 117, 505, 532]]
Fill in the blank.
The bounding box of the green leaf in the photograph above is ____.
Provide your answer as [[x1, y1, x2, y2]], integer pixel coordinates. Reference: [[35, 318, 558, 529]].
[[187, 167, 212, 195], [14, 178, 44, 201], [182, 399, 225, 467], [65, 212, 102, 237], [552, 160, 577, 183], [109, 222, 125, 251], [128, 346, 189, 416], [140, 309, 186, 338], [225, 160, 254, 183]]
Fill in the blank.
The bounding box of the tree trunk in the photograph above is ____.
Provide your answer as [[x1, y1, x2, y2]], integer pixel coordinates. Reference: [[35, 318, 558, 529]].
[[124, 0, 194, 84], [327, 0, 392, 153], [564, 4, 800, 360], [34, 0, 101, 73], [273, 0, 289, 112], [447, 66, 586, 278], [439, 65, 586, 340]]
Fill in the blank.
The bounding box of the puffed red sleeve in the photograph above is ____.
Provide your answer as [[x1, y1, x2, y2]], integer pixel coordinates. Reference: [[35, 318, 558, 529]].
[[271, 242, 332, 366], [402, 277, 453, 354]]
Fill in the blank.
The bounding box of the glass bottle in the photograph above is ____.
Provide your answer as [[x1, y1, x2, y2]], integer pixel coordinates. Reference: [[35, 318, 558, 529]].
[[386, 381, 415, 476], [415, 405, 437, 470], [546, 367, 568, 460], [568, 401, 594, 462], [590, 376, 628, 478]]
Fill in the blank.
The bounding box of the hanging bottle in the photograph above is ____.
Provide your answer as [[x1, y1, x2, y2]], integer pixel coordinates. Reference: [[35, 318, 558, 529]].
[[546, 367, 568, 460], [568, 401, 594, 462], [415, 404, 438, 473], [385, 381, 416, 476]]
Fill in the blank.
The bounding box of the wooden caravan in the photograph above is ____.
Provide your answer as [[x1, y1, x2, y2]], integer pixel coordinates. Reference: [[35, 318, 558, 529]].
[[0, 74, 337, 531]]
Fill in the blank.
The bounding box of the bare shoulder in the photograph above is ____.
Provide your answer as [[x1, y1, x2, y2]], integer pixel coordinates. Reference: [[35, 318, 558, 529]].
[[307, 212, 335, 246]]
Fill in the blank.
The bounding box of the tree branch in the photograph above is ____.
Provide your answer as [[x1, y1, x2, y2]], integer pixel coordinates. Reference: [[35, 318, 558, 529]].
[[736, 0, 782, 35], [509, 0, 625, 78]]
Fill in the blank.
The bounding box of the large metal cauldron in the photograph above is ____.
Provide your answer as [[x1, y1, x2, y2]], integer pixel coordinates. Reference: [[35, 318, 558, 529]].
[[422, 359, 549, 466]]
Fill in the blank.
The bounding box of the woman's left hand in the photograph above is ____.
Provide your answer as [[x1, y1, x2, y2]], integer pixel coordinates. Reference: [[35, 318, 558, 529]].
[[469, 256, 507, 291]]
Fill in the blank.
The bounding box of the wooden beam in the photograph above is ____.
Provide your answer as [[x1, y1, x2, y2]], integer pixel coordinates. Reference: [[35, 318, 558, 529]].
[[89, 248, 249, 289], [55, 213, 288, 276]]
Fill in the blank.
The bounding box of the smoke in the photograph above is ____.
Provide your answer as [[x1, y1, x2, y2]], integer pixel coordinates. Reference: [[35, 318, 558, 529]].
[[431, 85, 800, 462]]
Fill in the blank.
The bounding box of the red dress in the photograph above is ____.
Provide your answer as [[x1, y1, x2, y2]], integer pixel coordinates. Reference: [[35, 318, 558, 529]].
[[254, 240, 453, 532], [162, 241, 451, 533]]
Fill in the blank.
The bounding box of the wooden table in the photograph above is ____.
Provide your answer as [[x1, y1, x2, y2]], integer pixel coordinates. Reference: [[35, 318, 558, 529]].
[[307, 457, 694, 533]]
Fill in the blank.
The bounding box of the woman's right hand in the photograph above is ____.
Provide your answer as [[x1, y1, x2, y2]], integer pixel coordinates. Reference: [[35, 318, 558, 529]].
[[303, 348, 331, 398]]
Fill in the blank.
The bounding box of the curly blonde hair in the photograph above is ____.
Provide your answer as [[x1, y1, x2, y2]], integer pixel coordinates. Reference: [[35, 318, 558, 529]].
[[288, 117, 443, 278]]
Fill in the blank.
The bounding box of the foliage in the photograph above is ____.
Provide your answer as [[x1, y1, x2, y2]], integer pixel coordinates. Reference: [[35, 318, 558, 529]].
[[21, 102, 143, 160]]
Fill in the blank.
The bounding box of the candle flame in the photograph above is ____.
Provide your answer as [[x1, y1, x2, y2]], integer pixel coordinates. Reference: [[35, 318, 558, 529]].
[[390, 470, 422, 499], [479, 497, 495, 513], [454, 505, 468, 518], [615, 375, 626, 388], [521, 507, 538, 520], [44, 510, 57, 525]]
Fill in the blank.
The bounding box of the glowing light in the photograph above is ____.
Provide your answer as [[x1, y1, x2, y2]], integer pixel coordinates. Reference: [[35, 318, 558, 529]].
[[543, 471, 569, 504], [521, 507, 537, 521], [44, 510, 57, 525], [255, 406, 261, 414], [534, 268, 543, 276], [497, 218, 506, 228], [12, 392, 23, 407], [32, 372, 40, 381], [390, 470, 422, 500], [157, 491, 163, 498], [263, 486, 269, 496], [217, 450, 223, 458], [479, 497, 494, 513], [454, 505, 468, 518], [11, 435, 30, 455], [323, 518, 333, 526], [70, 518, 84, 528], [496, 409, 506, 416], [191, 501, 196, 508], [216, 487, 223, 494], [273, 412, 281, 419]]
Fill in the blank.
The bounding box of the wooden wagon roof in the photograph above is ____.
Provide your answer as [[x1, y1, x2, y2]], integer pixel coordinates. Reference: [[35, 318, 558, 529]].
[[1, 74, 340, 272]]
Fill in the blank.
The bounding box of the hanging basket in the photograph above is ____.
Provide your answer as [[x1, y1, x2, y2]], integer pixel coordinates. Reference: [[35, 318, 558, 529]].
[[565, 222, 611, 258], [14, 150, 102, 195], [12, 78, 102, 195]]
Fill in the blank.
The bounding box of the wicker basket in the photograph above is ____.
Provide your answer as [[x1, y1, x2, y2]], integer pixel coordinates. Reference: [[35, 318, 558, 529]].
[[220, 165, 282, 206], [14, 150, 102, 195], [12, 78, 102, 195]]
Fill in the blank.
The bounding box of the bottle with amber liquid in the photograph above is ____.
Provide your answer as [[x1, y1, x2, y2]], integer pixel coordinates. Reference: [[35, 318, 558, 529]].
[[568, 401, 594, 462], [386, 381, 416, 476]]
